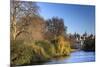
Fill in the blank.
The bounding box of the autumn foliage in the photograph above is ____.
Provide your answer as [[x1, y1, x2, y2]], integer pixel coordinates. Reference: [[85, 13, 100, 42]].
[[10, 1, 71, 66]]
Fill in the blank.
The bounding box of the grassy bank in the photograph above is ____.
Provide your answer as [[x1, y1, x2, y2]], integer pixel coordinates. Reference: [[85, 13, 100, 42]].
[[11, 36, 71, 66]]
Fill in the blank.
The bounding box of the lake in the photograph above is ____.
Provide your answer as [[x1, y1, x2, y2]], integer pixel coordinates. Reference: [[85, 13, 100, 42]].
[[44, 50, 95, 64]]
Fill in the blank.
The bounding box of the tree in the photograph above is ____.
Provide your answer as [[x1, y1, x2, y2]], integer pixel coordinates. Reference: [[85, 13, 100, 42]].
[[56, 36, 71, 55], [10, 0, 39, 40], [74, 33, 80, 40], [83, 32, 87, 37], [82, 38, 95, 51], [45, 17, 66, 40], [27, 16, 45, 41], [74, 32, 77, 38], [88, 34, 94, 39]]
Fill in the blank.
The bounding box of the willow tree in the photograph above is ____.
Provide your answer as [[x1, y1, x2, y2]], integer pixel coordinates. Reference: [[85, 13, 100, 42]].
[[10, 0, 39, 40]]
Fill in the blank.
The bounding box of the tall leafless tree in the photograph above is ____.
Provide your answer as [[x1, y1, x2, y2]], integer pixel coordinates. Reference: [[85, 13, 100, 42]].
[[45, 17, 66, 40], [10, 0, 39, 40]]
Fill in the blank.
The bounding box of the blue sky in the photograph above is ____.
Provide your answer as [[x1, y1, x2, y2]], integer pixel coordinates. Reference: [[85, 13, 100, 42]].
[[37, 2, 95, 35]]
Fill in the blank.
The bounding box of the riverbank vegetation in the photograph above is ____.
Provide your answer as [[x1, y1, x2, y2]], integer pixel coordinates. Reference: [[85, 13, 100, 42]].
[[11, 36, 71, 66], [82, 34, 95, 51], [10, 0, 95, 66], [11, 1, 71, 66]]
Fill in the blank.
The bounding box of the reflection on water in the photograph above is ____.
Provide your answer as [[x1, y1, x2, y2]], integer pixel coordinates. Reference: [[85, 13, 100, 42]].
[[44, 50, 95, 64]]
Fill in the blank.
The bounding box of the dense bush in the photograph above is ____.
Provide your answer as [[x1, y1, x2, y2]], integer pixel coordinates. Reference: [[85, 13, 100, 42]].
[[31, 42, 49, 61], [35, 41, 56, 57], [11, 40, 49, 66], [82, 39, 95, 51], [11, 36, 71, 66], [11, 40, 34, 66], [55, 36, 71, 56]]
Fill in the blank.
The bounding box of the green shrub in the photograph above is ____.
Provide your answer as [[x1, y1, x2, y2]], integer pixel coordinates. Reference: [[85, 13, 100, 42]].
[[11, 38, 71, 66], [35, 41, 56, 57], [11, 40, 34, 66], [50, 36, 71, 56], [11, 40, 50, 66], [82, 39, 95, 51], [54, 36, 71, 56], [31, 43, 49, 61]]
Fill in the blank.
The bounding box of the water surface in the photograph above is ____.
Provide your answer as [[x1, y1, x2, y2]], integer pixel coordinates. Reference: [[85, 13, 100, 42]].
[[44, 50, 95, 64]]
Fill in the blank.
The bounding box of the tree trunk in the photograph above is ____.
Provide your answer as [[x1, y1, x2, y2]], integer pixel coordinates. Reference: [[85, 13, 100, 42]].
[[12, 17, 17, 41]]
